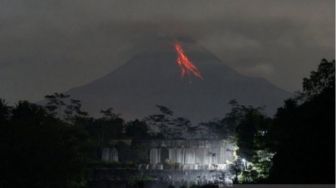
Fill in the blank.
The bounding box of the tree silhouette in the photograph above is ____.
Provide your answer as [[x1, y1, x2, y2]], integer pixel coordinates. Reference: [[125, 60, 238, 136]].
[[302, 59, 335, 99], [125, 119, 150, 139], [44, 93, 88, 122], [268, 59, 335, 183], [0, 99, 10, 124], [144, 105, 193, 139], [0, 101, 90, 188]]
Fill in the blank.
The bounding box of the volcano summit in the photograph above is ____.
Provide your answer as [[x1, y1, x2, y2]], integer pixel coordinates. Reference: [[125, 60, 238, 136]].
[[65, 40, 291, 121]]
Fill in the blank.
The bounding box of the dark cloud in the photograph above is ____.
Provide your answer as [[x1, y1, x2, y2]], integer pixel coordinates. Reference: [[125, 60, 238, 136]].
[[0, 0, 334, 103]]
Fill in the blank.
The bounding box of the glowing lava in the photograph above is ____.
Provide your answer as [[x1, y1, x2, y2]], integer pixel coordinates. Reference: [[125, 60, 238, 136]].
[[174, 42, 203, 79]]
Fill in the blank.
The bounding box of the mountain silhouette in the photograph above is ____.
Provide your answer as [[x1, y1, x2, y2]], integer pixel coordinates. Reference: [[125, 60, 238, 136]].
[[66, 39, 291, 122]]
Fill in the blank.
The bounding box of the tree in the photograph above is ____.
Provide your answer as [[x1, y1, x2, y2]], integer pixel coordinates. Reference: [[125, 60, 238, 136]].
[[45, 92, 70, 116], [171, 116, 192, 138], [201, 99, 257, 140], [44, 93, 88, 122], [222, 101, 270, 161], [302, 59, 335, 99], [125, 119, 150, 139], [88, 108, 124, 147], [144, 105, 173, 137], [144, 105, 194, 139], [268, 59, 335, 183], [0, 101, 90, 188], [218, 100, 273, 183], [0, 99, 10, 124]]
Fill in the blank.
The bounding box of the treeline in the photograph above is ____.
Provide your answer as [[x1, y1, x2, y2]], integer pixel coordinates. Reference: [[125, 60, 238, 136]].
[[0, 59, 334, 187], [228, 59, 335, 183]]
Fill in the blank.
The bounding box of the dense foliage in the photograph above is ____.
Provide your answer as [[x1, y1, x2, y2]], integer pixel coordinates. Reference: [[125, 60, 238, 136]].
[[267, 59, 335, 183], [0, 101, 90, 188]]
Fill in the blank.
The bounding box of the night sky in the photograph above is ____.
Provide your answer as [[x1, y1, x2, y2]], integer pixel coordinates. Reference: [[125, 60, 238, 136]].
[[0, 0, 334, 103]]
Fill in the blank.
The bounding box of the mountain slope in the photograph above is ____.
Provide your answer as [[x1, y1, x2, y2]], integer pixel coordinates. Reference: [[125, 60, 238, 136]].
[[66, 42, 291, 121]]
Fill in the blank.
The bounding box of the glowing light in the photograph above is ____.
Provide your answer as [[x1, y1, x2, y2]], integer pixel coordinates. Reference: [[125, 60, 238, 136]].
[[174, 42, 203, 79], [232, 145, 239, 160], [226, 160, 233, 164]]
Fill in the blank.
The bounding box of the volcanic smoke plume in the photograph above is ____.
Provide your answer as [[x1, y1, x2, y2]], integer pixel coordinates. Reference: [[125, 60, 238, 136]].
[[174, 42, 203, 79]]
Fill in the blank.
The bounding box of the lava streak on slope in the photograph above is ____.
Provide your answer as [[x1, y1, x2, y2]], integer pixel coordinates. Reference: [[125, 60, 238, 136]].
[[174, 42, 203, 80]]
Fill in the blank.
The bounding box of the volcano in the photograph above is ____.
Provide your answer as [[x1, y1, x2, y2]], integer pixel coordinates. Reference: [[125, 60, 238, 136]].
[[66, 40, 291, 121]]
